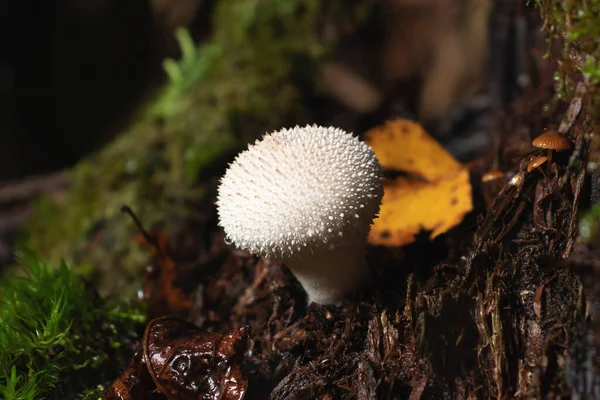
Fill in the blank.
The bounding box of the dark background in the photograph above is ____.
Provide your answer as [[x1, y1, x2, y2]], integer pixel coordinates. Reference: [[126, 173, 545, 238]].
[[0, 0, 213, 182]]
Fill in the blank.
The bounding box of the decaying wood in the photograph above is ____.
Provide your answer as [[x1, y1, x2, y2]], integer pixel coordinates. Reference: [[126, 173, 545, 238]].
[[0, 172, 68, 267], [0, 172, 67, 205]]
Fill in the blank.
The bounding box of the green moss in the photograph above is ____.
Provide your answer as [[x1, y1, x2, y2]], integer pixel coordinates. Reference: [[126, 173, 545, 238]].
[[22, 0, 366, 297], [578, 201, 600, 247], [534, 0, 600, 98], [0, 251, 145, 399]]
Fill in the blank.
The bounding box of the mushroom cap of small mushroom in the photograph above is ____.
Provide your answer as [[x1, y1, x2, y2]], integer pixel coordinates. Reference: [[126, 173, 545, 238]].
[[481, 169, 504, 183], [532, 129, 572, 150], [527, 156, 549, 172]]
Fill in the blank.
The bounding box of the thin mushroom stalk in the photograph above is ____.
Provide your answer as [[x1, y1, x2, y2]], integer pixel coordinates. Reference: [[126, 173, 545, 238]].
[[217, 125, 384, 305]]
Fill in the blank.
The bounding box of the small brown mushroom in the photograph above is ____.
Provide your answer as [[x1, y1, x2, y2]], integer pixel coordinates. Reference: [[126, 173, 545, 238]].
[[532, 129, 572, 164], [532, 129, 572, 150], [481, 169, 505, 206], [481, 169, 504, 183], [527, 156, 548, 172]]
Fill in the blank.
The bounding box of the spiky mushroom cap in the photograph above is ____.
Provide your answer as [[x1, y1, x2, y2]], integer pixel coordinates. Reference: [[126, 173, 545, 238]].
[[218, 124, 383, 259], [216, 125, 384, 305]]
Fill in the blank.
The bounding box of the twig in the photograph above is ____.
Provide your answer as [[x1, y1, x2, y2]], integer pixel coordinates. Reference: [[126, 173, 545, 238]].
[[0, 172, 67, 205], [0, 207, 32, 234], [120, 205, 165, 257]]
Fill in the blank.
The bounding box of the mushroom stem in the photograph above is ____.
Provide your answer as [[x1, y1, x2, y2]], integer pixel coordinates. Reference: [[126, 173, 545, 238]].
[[286, 246, 370, 306], [537, 166, 551, 183]]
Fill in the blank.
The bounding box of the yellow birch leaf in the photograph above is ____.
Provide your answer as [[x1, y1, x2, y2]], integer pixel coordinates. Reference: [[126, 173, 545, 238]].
[[365, 119, 473, 246], [365, 119, 462, 181]]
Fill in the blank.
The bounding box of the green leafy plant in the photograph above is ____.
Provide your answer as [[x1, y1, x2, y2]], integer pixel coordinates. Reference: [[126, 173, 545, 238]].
[[0, 251, 145, 399]]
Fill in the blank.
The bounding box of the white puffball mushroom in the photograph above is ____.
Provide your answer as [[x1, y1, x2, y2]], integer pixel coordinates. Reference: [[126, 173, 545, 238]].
[[216, 125, 384, 305]]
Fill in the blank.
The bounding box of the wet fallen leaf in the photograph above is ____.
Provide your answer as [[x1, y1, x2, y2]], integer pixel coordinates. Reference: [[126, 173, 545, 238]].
[[143, 317, 249, 400], [105, 317, 249, 400], [365, 119, 472, 246], [103, 349, 164, 400]]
